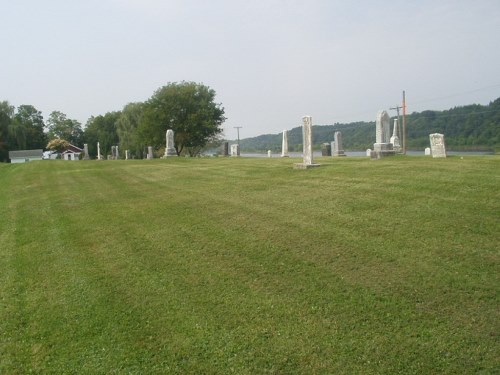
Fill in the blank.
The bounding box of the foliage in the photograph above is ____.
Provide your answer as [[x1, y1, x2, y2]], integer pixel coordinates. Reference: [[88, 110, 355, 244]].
[[46, 138, 70, 152], [84, 112, 121, 158], [13, 105, 47, 150], [139, 82, 226, 156], [116, 102, 145, 159], [0, 156, 498, 373], [46, 111, 83, 146]]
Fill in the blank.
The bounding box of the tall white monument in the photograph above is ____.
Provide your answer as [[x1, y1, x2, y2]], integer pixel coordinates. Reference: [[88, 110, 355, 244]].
[[97, 142, 101, 160], [332, 131, 346, 157], [294, 116, 320, 169], [373, 110, 394, 156], [281, 130, 289, 157], [390, 119, 401, 153], [230, 144, 240, 157], [164, 129, 177, 157]]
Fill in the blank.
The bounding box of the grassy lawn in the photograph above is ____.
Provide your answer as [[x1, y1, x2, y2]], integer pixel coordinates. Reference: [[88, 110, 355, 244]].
[[0, 155, 498, 374]]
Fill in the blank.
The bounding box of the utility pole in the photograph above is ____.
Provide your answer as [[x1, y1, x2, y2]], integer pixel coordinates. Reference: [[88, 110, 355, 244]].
[[234, 126, 242, 146], [402, 90, 407, 154]]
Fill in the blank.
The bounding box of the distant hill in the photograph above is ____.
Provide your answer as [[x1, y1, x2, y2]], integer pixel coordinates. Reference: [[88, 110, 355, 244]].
[[232, 98, 500, 152]]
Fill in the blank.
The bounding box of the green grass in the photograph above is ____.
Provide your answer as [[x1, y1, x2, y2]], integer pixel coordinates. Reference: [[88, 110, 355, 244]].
[[1, 155, 498, 374]]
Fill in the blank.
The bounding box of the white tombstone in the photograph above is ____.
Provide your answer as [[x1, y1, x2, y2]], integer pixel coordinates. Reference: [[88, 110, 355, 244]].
[[333, 131, 346, 157], [147, 146, 154, 159], [230, 144, 240, 157], [164, 129, 177, 157], [390, 119, 401, 153], [125, 150, 129, 160], [425, 147, 431, 156], [294, 115, 320, 169], [116, 145, 119, 159], [97, 142, 101, 160], [267, 150, 272, 158], [429, 133, 446, 158], [281, 130, 289, 157], [373, 110, 394, 155], [366, 148, 372, 157], [83, 144, 90, 160]]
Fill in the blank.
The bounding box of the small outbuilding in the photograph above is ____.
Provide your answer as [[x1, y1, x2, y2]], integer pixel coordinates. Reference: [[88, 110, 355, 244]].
[[61, 144, 83, 161], [8, 149, 43, 163]]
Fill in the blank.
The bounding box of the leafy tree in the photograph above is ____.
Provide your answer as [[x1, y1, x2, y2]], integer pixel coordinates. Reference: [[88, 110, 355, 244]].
[[116, 102, 145, 159], [83, 112, 120, 158], [14, 105, 46, 149], [139, 82, 226, 156], [0, 101, 14, 162], [46, 111, 83, 146], [46, 138, 70, 153]]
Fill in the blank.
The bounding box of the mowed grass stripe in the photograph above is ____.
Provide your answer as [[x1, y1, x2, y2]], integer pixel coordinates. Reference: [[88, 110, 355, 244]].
[[0, 156, 498, 373]]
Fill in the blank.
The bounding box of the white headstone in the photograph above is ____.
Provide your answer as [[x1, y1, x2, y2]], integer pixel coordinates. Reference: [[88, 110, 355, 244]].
[[147, 146, 154, 159], [425, 147, 431, 156], [116, 145, 119, 159], [366, 149, 372, 157], [281, 130, 289, 157], [333, 131, 346, 157], [390, 119, 401, 153], [230, 144, 240, 157], [373, 110, 394, 156], [429, 133, 446, 158], [165, 129, 177, 157], [83, 143, 90, 160], [125, 150, 129, 160], [97, 142, 101, 160], [267, 150, 272, 158]]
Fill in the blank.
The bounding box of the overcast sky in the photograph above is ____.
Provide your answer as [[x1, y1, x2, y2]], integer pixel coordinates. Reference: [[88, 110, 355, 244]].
[[1, 0, 499, 138]]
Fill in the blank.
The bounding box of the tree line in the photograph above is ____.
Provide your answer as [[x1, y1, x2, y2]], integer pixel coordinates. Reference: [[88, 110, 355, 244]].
[[0, 82, 225, 162], [238, 98, 500, 152]]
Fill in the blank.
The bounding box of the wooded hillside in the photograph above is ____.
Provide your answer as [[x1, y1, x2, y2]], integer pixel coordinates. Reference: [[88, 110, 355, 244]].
[[236, 98, 500, 152]]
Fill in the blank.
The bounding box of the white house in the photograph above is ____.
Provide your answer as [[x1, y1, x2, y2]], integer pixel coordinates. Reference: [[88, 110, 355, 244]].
[[61, 144, 83, 160], [8, 149, 43, 163]]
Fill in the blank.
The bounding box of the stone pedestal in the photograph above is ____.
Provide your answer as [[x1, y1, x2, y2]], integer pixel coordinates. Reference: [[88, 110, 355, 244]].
[[321, 143, 331, 156], [83, 144, 90, 160], [147, 146, 154, 159]]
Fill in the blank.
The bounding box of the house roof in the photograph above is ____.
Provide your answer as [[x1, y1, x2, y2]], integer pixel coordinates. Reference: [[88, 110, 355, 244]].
[[66, 144, 83, 152], [8, 149, 43, 158]]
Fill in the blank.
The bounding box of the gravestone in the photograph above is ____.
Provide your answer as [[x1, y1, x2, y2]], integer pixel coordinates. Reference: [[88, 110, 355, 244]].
[[333, 131, 346, 157], [164, 129, 177, 157], [83, 144, 90, 160], [97, 142, 101, 160], [267, 150, 272, 158], [281, 130, 289, 157], [111, 146, 117, 160], [390, 119, 401, 153], [231, 144, 240, 157], [366, 148, 372, 157], [373, 110, 394, 156], [425, 147, 431, 156], [321, 143, 331, 156], [147, 146, 154, 159], [221, 142, 229, 157], [294, 115, 320, 169], [429, 133, 446, 158], [116, 145, 119, 159], [125, 150, 129, 160]]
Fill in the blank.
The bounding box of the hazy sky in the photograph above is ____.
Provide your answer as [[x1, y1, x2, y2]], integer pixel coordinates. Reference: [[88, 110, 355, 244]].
[[2, 0, 499, 138]]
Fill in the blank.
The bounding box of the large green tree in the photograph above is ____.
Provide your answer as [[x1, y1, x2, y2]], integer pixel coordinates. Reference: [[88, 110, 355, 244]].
[[116, 102, 145, 159], [139, 82, 226, 156], [14, 105, 46, 149], [83, 112, 120, 158], [46, 111, 83, 146], [0, 101, 14, 162]]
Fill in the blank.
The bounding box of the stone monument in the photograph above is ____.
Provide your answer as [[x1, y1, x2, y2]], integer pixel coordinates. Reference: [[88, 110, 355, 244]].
[[321, 143, 331, 156], [231, 144, 240, 157], [390, 119, 401, 153], [294, 115, 320, 169], [221, 142, 229, 157], [125, 150, 129, 160], [116, 145, 119, 159], [267, 150, 272, 158], [164, 129, 177, 157], [281, 130, 289, 157], [83, 144, 90, 160], [429, 133, 446, 158], [147, 146, 154, 159], [373, 110, 394, 156], [332, 131, 346, 157], [97, 142, 101, 160], [425, 147, 431, 156]]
